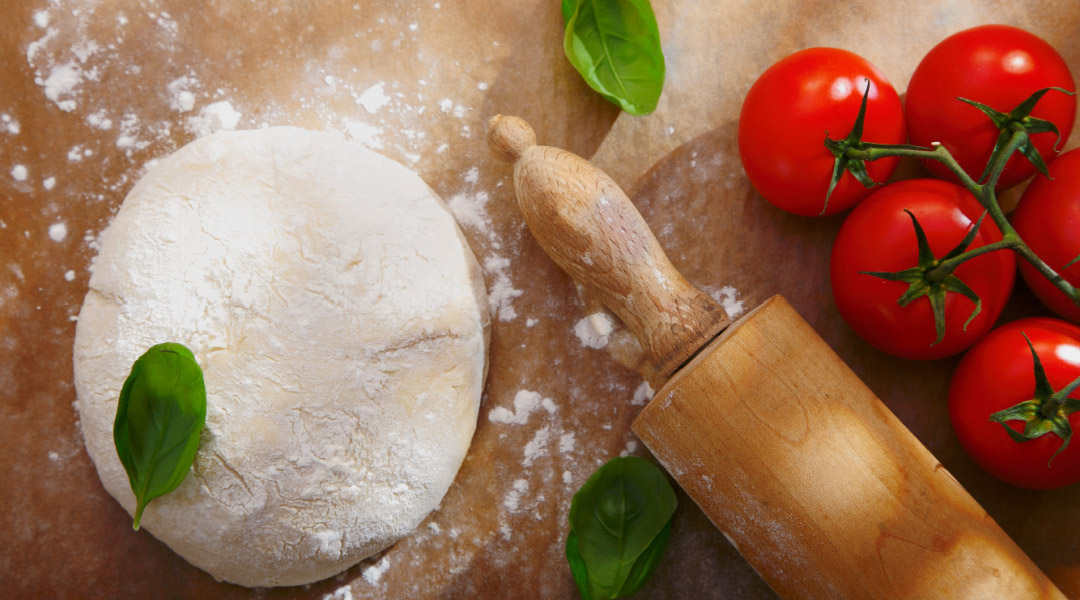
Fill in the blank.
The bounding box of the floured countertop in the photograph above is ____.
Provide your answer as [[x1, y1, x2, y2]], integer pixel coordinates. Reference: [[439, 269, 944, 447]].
[[2, 1, 1080, 598]]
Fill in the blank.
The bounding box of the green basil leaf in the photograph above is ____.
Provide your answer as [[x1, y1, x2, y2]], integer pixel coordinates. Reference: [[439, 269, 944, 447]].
[[561, 0, 577, 24], [562, 0, 666, 116], [566, 531, 595, 600], [616, 519, 672, 597], [566, 456, 677, 599], [114, 342, 207, 530]]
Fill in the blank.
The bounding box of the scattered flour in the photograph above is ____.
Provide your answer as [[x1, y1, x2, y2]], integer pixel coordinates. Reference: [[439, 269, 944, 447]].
[[482, 255, 522, 322], [361, 556, 391, 585], [166, 76, 198, 112], [43, 177, 56, 190], [342, 119, 384, 149], [11, 165, 28, 181], [25, 23, 58, 63], [573, 312, 614, 349], [64, 270, 76, 282], [185, 100, 242, 137], [631, 381, 655, 406], [86, 110, 112, 130], [558, 432, 576, 454], [447, 191, 492, 239], [322, 585, 354, 600], [704, 285, 746, 319], [33, 10, 50, 28], [503, 479, 529, 513], [2, 114, 20, 135], [522, 426, 551, 467], [488, 390, 556, 425], [40, 62, 83, 112], [115, 114, 147, 150], [48, 451, 60, 461], [562, 471, 572, 485], [48, 222, 67, 242], [358, 83, 391, 114]]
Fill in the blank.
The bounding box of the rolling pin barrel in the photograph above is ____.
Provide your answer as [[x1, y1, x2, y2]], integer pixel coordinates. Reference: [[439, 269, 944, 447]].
[[488, 115, 1066, 599]]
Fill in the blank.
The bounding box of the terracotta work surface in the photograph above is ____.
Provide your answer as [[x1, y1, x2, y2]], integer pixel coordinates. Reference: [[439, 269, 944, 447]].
[[2, 1, 1080, 598]]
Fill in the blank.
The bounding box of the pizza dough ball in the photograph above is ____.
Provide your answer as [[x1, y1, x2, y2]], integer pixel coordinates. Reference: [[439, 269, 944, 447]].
[[73, 127, 489, 587]]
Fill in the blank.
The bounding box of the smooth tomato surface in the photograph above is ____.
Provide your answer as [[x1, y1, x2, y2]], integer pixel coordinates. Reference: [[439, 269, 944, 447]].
[[831, 179, 1015, 359], [738, 47, 905, 216], [906, 25, 1076, 190], [949, 318, 1080, 489], [1012, 148, 1080, 322]]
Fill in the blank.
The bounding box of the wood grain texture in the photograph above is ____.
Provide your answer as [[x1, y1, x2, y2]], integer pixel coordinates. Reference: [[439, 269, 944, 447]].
[[489, 115, 729, 386], [635, 296, 1065, 600]]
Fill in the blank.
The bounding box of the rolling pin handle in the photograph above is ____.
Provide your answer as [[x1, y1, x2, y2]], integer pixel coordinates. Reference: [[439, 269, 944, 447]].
[[488, 115, 536, 164], [486, 115, 729, 386]]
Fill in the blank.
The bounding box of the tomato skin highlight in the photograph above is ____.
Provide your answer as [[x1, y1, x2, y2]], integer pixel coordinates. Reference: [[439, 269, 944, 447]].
[[949, 318, 1080, 490], [905, 24, 1076, 190], [738, 47, 905, 216], [830, 179, 1015, 360], [1012, 148, 1080, 323]]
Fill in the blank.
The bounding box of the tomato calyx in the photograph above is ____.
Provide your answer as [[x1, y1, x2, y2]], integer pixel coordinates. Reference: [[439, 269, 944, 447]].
[[988, 333, 1080, 466], [822, 82, 929, 215], [860, 209, 987, 345], [958, 87, 1076, 183], [821, 80, 878, 216]]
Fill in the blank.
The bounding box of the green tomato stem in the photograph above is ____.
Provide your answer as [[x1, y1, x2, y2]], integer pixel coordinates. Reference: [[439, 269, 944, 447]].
[[983, 125, 1027, 192], [844, 133, 1080, 310], [925, 239, 1018, 283]]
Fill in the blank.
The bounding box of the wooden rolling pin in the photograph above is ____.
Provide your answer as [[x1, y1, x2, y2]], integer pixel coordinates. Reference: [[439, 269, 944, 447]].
[[487, 115, 1066, 600]]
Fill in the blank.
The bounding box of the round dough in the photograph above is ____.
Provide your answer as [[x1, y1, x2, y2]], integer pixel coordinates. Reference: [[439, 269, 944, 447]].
[[73, 127, 489, 587]]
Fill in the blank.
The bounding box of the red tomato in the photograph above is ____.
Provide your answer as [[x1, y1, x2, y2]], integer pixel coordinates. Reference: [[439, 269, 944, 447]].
[[738, 48, 905, 216], [906, 25, 1076, 190], [949, 318, 1080, 489], [831, 179, 1015, 359], [1012, 148, 1080, 322]]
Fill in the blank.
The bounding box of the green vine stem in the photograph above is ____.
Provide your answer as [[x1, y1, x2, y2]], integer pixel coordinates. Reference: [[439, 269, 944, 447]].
[[842, 130, 1080, 310]]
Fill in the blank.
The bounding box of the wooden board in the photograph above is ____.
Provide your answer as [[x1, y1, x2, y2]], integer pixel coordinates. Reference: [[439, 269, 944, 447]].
[[1, 1, 1078, 598]]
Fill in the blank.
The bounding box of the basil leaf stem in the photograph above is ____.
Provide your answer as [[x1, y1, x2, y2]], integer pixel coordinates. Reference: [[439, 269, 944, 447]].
[[113, 342, 207, 530], [562, 0, 666, 116], [566, 456, 677, 599]]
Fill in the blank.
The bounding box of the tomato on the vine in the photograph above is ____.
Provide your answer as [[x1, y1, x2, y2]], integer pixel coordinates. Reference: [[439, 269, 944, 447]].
[[738, 47, 905, 217], [1012, 148, 1080, 323], [949, 318, 1080, 489], [831, 179, 1015, 360], [905, 25, 1076, 190]]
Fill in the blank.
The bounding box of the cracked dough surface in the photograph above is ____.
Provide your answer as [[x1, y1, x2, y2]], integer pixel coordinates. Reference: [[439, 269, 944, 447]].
[[72, 127, 490, 587]]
